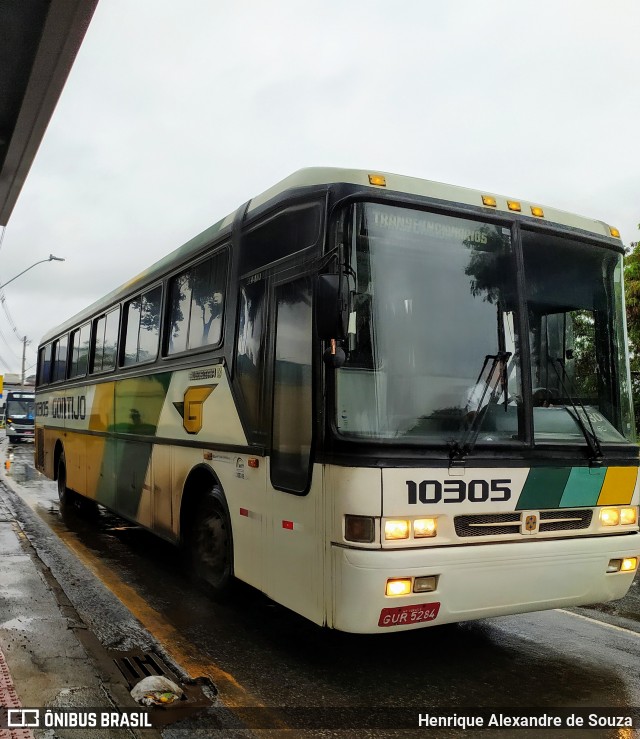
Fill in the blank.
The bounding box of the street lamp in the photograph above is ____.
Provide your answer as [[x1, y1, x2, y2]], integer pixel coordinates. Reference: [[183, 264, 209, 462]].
[[0, 254, 65, 291]]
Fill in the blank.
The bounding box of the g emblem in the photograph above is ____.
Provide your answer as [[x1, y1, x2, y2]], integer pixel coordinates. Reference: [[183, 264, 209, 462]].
[[174, 385, 216, 434]]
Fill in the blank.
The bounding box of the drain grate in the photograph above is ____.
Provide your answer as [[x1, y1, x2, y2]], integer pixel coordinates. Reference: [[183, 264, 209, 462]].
[[112, 650, 174, 690], [109, 648, 215, 726]]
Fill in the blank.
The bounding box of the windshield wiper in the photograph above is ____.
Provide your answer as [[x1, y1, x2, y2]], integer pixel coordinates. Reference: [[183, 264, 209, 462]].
[[449, 351, 511, 464], [549, 358, 603, 465]]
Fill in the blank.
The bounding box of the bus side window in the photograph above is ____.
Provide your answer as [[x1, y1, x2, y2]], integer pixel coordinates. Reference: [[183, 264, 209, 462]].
[[123, 286, 161, 365], [103, 308, 120, 371], [236, 278, 268, 438], [52, 335, 68, 382], [167, 250, 228, 355], [92, 307, 120, 373], [37, 344, 52, 386], [92, 315, 106, 373], [271, 276, 313, 494], [69, 323, 90, 378]]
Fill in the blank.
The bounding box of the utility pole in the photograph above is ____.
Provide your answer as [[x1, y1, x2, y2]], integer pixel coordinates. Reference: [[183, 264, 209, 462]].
[[21, 336, 26, 386]]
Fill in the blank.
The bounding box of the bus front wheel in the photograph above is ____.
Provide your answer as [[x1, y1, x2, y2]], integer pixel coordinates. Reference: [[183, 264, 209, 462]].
[[190, 486, 234, 597]]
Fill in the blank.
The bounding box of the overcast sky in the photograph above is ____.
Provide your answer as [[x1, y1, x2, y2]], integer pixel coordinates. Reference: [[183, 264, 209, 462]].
[[0, 0, 638, 376]]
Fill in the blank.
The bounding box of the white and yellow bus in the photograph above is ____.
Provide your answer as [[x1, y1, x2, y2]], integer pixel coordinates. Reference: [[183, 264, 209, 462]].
[[35, 168, 639, 633]]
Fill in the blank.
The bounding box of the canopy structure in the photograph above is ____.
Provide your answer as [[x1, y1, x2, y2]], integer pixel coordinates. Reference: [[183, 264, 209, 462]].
[[0, 0, 98, 226]]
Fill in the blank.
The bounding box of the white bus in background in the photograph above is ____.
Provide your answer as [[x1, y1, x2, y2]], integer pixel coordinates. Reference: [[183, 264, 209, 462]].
[[35, 168, 639, 633], [5, 389, 36, 443]]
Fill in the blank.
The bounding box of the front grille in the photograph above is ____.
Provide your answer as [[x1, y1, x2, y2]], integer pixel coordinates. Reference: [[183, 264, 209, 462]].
[[539, 509, 592, 532], [455, 512, 521, 537], [454, 509, 593, 538]]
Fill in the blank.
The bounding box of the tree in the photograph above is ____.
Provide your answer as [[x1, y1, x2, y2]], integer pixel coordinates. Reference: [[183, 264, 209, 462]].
[[624, 226, 640, 432]]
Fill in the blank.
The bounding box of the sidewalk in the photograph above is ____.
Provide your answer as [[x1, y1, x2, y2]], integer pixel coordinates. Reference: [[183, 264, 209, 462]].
[[0, 448, 162, 739]]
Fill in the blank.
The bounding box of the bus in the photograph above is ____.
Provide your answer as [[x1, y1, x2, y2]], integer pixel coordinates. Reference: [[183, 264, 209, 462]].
[[35, 168, 639, 633], [5, 389, 35, 443]]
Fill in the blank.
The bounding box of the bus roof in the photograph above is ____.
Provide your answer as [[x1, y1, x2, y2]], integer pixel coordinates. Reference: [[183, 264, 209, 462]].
[[39, 167, 621, 345]]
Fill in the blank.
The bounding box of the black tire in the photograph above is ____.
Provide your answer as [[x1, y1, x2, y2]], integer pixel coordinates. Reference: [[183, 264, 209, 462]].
[[189, 485, 234, 597], [57, 451, 99, 517], [57, 451, 76, 508]]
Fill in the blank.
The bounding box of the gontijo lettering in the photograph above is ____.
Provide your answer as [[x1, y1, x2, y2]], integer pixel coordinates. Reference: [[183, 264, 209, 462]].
[[51, 396, 86, 420]]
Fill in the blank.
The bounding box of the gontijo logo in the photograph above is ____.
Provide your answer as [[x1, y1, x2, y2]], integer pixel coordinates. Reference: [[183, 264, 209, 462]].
[[173, 385, 217, 434]]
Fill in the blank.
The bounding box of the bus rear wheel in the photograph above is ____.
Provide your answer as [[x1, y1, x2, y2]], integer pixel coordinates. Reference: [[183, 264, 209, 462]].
[[189, 486, 234, 597]]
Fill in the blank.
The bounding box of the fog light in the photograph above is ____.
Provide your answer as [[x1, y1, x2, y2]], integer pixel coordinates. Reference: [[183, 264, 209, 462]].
[[386, 578, 412, 596], [385, 520, 410, 540], [607, 559, 622, 573], [413, 576, 437, 593], [414, 518, 437, 538], [345, 515, 375, 543], [621, 557, 638, 572], [600, 508, 620, 526], [620, 507, 638, 525]]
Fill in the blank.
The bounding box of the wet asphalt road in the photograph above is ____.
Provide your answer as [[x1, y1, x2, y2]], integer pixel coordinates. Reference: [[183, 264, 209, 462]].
[[3, 438, 640, 738]]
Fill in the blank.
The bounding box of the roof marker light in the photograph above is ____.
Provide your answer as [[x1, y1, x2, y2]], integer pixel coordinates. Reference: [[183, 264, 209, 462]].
[[530, 206, 545, 218], [609, 226, 621, 238], [368, 174, 386, 187], [482, 195, 497, 207], [507, 200, 521, 212]]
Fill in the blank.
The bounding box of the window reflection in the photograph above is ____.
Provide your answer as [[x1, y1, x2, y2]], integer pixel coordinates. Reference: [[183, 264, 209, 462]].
[[168, 251, 227, 354], [337, 203, 519, 443]]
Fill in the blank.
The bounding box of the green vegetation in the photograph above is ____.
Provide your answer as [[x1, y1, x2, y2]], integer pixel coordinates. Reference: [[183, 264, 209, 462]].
[[625, 225, 640, 432]]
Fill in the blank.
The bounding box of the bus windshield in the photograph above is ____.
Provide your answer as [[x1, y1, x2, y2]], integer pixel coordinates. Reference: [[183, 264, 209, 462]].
[[335, 202, 634, 446], [7, 398, 35, 420]]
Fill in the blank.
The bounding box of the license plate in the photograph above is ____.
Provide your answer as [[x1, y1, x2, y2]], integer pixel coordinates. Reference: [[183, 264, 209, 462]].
[[378, 602, 440, 627]]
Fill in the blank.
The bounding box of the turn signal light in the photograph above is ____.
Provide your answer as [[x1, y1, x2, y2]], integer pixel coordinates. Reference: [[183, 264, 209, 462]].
[[345, 515, 375, 543], [621, 557, 638, 572]]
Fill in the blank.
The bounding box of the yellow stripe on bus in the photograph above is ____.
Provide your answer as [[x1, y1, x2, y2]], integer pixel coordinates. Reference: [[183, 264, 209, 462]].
[[596, 467, 638, 506]]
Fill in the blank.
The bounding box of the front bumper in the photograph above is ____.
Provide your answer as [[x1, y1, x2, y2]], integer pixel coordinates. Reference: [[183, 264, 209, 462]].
[[331, 533, 639, 633]]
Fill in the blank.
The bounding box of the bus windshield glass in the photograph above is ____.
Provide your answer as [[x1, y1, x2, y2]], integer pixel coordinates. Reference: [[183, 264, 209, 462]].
[[336, 203, 521, 443], [7, 398, 35, 420], [335, 202, 634, 446], [522, 230, 634, 444]]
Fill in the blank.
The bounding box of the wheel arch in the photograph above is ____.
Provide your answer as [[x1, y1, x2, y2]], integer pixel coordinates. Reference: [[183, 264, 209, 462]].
[[179, 463, 232, 545]]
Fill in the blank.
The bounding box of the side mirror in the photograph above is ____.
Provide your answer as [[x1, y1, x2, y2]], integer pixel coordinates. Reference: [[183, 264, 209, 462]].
[[315, 274, 349, 341]]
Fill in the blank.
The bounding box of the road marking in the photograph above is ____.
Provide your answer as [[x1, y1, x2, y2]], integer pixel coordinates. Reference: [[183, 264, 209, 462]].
[[46, 516, 292, 735], [557, 608, 640, 637]]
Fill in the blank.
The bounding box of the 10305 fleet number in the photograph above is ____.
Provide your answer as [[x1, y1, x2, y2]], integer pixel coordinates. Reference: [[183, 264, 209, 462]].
[[406, 479, 512, 504]]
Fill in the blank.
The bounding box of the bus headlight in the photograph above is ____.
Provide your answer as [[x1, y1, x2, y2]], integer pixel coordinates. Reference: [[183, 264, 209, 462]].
[[414, 518, 437, 538], [600, 508, 620, 526], [384, 520, 410, 540], [620, 507, 638, 525]]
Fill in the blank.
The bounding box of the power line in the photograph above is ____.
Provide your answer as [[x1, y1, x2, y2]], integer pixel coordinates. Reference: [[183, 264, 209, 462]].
[[0, 324, 21, 362], [0, 293, 36, 361]]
